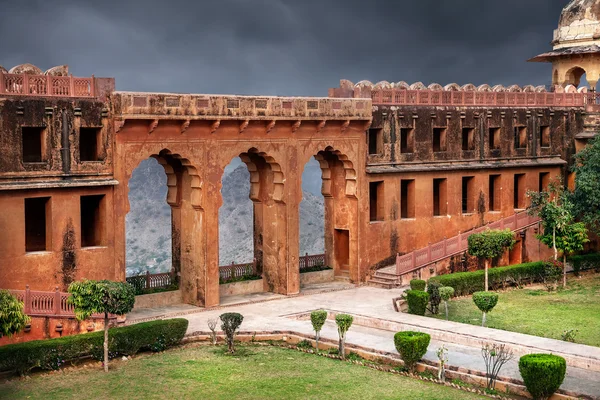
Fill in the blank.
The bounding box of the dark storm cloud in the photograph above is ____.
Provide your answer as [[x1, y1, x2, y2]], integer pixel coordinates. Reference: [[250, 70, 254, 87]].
[[0, 0, 567, 96]]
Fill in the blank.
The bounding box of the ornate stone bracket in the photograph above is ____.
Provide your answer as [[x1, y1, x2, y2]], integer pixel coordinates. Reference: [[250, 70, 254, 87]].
[[316, 120, 326, 134], [115, 120, 126, 133], [340, 120, 350, 133], [266, 120, 276, 133], [149, 119, 159, 134], [210, 120, 221, 134], [181, 119, 191, 134], [292, 120, 302, 133], [239, 119, 250, 134]]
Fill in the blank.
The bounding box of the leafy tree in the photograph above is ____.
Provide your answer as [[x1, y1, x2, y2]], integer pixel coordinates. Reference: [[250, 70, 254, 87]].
[[310, 310, 327, 352], [528, 180, 589, 287], [68, 280, 136, 372], [572, 136, 600, 235], [0, 290, 30, 338], [220, 313, 244, 354], [335, 314, 353, 360], [468, 229, 516, 291]]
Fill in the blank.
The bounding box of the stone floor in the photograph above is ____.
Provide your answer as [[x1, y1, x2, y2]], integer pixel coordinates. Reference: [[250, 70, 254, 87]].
[[127, 285, 600, 399]]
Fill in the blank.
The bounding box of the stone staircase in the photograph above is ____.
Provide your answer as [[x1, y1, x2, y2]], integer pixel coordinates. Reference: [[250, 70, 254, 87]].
[[367, 269, 402, 289]]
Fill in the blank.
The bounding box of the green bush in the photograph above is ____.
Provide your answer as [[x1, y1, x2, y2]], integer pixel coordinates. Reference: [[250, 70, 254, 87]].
[[0, 319, 188, 375], [410, 279, 426, 291], [426, 281, 442, 315], [310, 309, 328, 351], [472, 292, 498, 313], [472, 291, 499, 327], [406, 290, 429, 316], [429, 262, 547, 297], [568, 252, 600, 275], [393, 331, 431, 372], [220, 312, 244, 354], [438, 287, 455, 302], [519, 354, 566, 400]]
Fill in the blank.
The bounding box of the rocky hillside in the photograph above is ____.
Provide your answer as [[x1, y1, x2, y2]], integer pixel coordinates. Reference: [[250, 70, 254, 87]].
[[126, 158, 324, 276]]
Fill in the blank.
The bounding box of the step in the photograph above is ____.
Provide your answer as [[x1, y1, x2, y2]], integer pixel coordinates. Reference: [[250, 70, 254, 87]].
[[366, 281, 394, 289], [371, 276, 398, 285], [373, 271, 400, 279]]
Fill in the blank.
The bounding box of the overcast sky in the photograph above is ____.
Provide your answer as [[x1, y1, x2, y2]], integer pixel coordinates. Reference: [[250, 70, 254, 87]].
[[0, 0, 567, 96]]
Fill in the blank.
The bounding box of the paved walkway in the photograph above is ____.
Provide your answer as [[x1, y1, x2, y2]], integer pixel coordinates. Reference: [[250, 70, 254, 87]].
[[128, 286, 600, 399]]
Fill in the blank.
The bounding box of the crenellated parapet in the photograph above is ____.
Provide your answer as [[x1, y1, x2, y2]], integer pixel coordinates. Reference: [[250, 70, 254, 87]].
[[113, 91, 372, 127], [329, 79, 592, 107]]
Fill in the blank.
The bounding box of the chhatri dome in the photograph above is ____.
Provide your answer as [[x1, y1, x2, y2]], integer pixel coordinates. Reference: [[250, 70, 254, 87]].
[[530, 0, 600, 89]]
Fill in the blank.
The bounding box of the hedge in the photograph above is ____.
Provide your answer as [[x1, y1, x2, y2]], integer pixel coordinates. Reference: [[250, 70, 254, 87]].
[[0, 318, 188, 375], [406, 290, 429, 316], [429, 262, 548, 297], [519, 354, 566, 400], [409, 279, 426, 291], [568, 253, 600, 276]]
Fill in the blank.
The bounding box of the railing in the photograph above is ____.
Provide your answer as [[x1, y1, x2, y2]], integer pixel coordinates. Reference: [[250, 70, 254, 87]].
[[219, 260, 258, 283], [370, 89, 586, 107], [0, 72, 95, 97], [8, 286, 109, 319], [126, 271, 176, 293], [299, 253, 326, 270], [396, 212, 540, 275]]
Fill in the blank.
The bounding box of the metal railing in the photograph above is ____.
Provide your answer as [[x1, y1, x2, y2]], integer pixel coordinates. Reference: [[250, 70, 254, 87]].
[[0, 72, 95, 97], [396, 212, 540, 275]]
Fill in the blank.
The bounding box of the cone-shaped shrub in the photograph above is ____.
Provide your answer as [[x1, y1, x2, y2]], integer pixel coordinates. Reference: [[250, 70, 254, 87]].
[[394, 331, 431, 372], [472, 291, 498, 327], [410, 279, 426, 291], [406, 290, 429, 316], [519, 354, 566, 400]]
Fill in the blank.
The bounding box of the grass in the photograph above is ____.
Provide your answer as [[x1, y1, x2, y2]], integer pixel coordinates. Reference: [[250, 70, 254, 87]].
[[433, 274, 600, 347], [0, 344, 486, 400]]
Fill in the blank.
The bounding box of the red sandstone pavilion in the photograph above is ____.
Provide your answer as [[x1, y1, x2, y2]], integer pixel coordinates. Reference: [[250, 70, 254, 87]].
[[1, 1, 599, 341]]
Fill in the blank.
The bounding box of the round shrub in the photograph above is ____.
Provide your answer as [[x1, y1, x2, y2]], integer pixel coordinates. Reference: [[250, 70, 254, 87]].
[[472, 291, 498, 313], [438, 286, 455, 301], [406, 290, 429, 316], [410, 279, 426, 291], [394, 331, 431, 372], [519, 354, 566, 400]]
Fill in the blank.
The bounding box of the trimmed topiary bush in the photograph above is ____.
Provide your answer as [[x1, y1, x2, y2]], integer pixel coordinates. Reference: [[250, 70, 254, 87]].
[[427, 280, 442, 315], [220, 312, 244, 354], [519, 354, 566, 400], [394, 331, 431, 372], [438, 286, 455, 320], [0, 319, 188, 375], [406, 290, 429, 316], [410, 279, 426, 291], [472, 291, 499, 327], [335, 314, 353, 360], [310, 309, 328, 351]]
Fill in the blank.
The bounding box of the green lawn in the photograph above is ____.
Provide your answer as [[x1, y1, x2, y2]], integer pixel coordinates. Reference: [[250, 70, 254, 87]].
[[1, 345, 485, 400], [433, 274, 600, 347]]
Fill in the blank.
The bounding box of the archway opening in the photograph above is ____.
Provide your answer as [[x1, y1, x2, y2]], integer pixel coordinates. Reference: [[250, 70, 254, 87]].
[[219, 157, 254, 273], [218, 149, 285, 299], [565, 66, 586, 88], [126, 157, 175, 292], [299, 156, 326, 286]]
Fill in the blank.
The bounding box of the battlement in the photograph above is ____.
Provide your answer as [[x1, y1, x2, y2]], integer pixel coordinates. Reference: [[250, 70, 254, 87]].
[[114, 91, 372, 121], [330, 80, 592, 108]]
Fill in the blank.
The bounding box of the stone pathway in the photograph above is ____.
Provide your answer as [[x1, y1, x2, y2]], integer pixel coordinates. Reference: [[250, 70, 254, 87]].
[[127, 286, 600, 399]]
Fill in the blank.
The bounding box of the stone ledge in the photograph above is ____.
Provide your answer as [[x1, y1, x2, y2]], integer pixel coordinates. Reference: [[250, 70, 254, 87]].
[[300, 269, 334, 286], [133, 290, 183, 310], [219, 279, 264, 297]]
